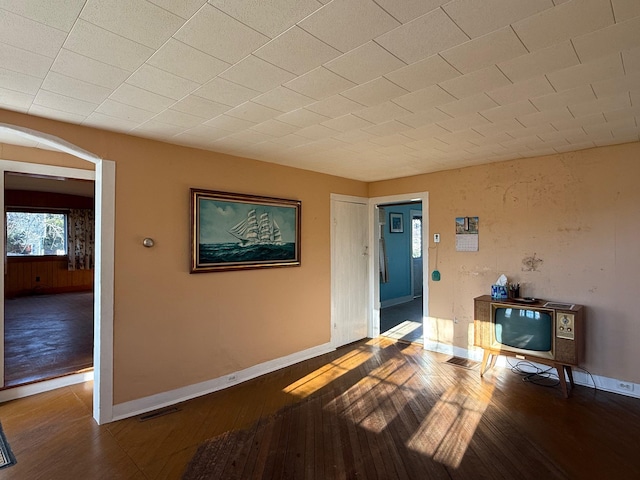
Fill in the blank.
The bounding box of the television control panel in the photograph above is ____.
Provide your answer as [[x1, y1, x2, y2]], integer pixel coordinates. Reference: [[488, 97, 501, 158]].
[[556, 313, 575, 340]]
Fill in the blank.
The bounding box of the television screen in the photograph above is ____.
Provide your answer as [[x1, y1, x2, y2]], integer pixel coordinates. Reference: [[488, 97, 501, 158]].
[[494, 307, 552, 352]]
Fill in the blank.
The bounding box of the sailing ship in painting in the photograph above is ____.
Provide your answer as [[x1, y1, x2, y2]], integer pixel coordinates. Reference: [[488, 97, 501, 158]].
[[228, 209, 284, 246], [198, 207, 295, 265]]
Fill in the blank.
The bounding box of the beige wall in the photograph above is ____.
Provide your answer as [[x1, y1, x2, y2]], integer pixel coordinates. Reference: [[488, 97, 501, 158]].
[[0, 110, 367, 404], [370, 142, 640, 384]]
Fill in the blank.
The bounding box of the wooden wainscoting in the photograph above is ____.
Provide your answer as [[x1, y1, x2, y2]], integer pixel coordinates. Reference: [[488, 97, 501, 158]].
[[5, 256, 93, 298]]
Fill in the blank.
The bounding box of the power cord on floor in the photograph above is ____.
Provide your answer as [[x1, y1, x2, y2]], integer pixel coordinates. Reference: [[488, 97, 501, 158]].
[[506, 358, 560, 388]]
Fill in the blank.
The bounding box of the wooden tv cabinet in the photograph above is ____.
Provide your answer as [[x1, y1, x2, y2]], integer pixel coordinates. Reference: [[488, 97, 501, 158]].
[[474, 295, 585, 398]]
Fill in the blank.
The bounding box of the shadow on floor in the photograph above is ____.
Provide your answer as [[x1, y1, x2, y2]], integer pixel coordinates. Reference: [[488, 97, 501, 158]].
[[380, 297, 423, 343]]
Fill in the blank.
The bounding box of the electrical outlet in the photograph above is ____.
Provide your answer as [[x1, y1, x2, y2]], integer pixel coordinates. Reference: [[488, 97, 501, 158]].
[[434, 233, 440, 243], [617, 382, 634, 392]]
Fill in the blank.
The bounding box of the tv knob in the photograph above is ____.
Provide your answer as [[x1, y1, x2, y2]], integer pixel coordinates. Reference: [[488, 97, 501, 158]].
[[567, 327, 572, 332], [559, 326, 564, 331]]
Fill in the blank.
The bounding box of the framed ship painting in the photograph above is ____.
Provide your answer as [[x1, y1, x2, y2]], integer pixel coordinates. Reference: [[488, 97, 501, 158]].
[[191, 189, 301, 273]]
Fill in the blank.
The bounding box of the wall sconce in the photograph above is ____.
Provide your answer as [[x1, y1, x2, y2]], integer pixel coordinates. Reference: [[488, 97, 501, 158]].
[[142, 238, 155, 248]]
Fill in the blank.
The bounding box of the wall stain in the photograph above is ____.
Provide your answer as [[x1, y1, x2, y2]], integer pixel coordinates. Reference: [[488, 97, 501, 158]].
[[522, 253, 543, 272]]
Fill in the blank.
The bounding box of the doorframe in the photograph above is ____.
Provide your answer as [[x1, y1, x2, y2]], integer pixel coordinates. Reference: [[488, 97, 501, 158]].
[[0, 123, 115, 425], [368, 192, 429, 341]]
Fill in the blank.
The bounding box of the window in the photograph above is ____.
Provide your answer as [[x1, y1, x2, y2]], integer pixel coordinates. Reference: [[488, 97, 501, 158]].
[[412, 216, 422, 259], [6, 212, 67, 256]]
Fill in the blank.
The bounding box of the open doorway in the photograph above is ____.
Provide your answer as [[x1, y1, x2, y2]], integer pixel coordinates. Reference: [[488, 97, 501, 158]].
[[3, 172, 95, 387], [378, 201, 423, 344]]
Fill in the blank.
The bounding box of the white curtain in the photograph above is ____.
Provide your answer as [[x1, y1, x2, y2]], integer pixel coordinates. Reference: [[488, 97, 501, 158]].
[[67, 209, 94, 271]]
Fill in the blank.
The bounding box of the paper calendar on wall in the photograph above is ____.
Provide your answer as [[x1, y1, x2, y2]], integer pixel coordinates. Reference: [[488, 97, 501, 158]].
[[455, 216, 479, 252]]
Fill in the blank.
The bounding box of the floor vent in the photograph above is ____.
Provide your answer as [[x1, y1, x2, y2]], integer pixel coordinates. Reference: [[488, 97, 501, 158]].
[[139, 406, 180, 422], [444, 356, 479, 370]]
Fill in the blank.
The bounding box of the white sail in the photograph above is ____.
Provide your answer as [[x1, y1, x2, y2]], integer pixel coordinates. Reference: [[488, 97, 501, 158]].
[[229, 209, 286, 246]]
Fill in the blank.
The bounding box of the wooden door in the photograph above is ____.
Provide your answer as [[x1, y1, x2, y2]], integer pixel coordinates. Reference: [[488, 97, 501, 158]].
[[331, 197, 369, 348]]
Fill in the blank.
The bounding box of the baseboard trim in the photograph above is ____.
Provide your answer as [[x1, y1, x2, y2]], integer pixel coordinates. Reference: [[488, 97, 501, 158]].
[[0, 371, 94, 403], [111, 342, 335, 422], [423, 341, 640, 399]]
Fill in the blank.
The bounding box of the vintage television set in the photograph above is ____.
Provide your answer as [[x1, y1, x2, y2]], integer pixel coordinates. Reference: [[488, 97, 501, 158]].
[[474, 295, 584, 397]]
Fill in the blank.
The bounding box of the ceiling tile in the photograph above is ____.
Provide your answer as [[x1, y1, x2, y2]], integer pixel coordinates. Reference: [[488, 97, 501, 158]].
[[295, 124, 337, 140], [546, 53, 624, 92], [623, 46, 640, 73], [306, 95, 365, 118], [109, 83, 175, 113], [96, 99, 156, 123], [34, 90, 98, 116], [298, 0, 399, 53], [611, 0, 640, 22], [29, 104, 86, 123], [174, 4, 269, 63], [146, 0, 205, 19], [436, 112, 490, 132], [397, 108, 452, 128], [249, 119, 299, 137], [480, 99, 538, 122], [152, 109, 204, 128], [569, 93, 632, 117], [530, 84, 597, 111], [193, 77, 260, 106], [402, 123, 450, 140], [374, 0, 449, 23], [439, 66, 511, 99], [441, 27, 527, 74], [65, 19, 154, 71], [364, 120, 412, 136], [170, 95, 229, 119], [321, 114, 374, 132], [438, 93, 499, 117], [512, 0, 614, 52], [341, 78, 408, 108], [0, 0, 85, 31], [204, 114, 256, 131], [283, 67, 356, 101], [552, 112, 606, 131], [516, 107, 573, 127], [252, 87, 315, 112], [442, 0, 554, 38], [0, 9, 67, 58], [222, 129, 274, 144], [572, 15, 640, 63], [592, 71, 640, 98], [498, 41, 580, 83], [209, 0, 322, 38], [51, 49, 131, 90], [392, 85, 456, 113], [276, 108, 329, 127], [376, 8, 468, 64], [220, 55, 295, 93], [80, 0, 184, 49], [127, 64, 199, 100], [132, 120, 190, 138], [0, 42, 53, 78], [384, 54, 460, 92], [487, 76, 554, 105], [225, 101, 282, 123], [0, 67, 42, 95], [41, 72, 112, 104], [146, 39, 230, 84], [269, 133, 309, 147], [254, 26, 340, 75], [0, 87, 34, 111], [353, 101, 412, 124], [324, 42, 406, 85]]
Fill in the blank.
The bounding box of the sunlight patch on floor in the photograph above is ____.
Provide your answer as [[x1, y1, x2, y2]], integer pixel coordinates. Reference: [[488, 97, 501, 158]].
[[283, 347, 373, 398], [327, 356, 419, 433], [382, 320, 422, 341], [406, 383, 494, 468]]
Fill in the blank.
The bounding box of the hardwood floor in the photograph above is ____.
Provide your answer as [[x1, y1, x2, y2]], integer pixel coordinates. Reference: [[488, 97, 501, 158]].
[[380, 298, 423, 343], [0, 338, 639, 479], [3, 292, 93, 387]]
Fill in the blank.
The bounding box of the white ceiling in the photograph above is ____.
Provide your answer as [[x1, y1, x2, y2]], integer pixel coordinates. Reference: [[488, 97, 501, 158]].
[[0, 0, 638, 182]]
